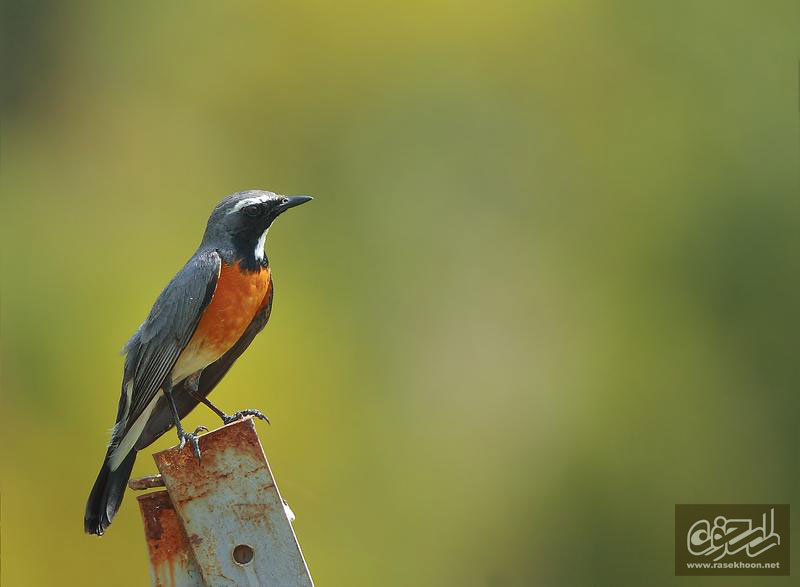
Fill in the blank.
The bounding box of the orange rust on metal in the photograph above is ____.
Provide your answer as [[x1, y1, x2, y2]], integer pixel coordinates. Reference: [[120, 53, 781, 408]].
[[153, 417, 313, 586], [129, 474, 166, 490], [137, 490, 205, 586], [153, 418, 269, 513], [156, 417, 265, 479]]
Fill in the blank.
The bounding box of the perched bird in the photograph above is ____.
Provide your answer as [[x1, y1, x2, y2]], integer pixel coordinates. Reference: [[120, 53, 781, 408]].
[[84, 190, 312, 536]]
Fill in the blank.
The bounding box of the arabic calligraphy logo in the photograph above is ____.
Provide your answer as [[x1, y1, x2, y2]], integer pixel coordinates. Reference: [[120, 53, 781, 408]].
[[687, 508, 781, 562]]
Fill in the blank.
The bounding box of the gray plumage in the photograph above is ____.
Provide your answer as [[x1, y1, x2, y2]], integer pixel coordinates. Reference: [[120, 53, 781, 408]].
[[84, 190, 311, 536]]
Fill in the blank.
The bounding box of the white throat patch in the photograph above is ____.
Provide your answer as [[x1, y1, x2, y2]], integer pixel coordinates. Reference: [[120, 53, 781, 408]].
[[255, 229, 268, 261]]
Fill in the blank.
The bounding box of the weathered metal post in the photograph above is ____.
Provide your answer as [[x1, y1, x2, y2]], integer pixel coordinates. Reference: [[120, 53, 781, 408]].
[[131, 417, 313, 587]]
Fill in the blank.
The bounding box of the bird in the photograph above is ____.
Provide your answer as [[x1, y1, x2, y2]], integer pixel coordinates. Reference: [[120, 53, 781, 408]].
[[84, 190, 312, 536]]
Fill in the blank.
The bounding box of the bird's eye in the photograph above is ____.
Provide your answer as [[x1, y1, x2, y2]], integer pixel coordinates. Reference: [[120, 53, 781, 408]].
[[280, 197, 290, 205], [243, 204, 262, 217]]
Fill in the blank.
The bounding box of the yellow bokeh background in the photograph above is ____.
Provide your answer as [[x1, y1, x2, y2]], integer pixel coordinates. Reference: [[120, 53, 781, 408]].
[[1, 2, 798, 585]]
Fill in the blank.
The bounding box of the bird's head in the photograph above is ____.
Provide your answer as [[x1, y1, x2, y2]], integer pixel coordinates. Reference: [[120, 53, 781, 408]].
[[202, 190, 313, 265]]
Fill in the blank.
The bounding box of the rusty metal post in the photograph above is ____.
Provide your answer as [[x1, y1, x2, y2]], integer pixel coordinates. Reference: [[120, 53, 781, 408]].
[[132, 417, 313, 586], [137, 490, 206, 586]]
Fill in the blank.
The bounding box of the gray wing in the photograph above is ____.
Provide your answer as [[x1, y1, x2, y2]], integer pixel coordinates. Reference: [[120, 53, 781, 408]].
[[116, 250, 221, 440]]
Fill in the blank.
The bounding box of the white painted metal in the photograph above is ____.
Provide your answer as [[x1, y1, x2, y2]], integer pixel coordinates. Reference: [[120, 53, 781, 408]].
[[153, 418, 313, 587]]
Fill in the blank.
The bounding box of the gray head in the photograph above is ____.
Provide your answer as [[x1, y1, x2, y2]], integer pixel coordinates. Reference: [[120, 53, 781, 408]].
[[200, 190, 312, 266]]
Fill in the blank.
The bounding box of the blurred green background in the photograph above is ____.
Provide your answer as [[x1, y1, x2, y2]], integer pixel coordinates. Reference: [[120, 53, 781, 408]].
[[1, 1, 798, 585]]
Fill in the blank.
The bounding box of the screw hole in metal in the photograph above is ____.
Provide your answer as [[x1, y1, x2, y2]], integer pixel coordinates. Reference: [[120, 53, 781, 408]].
[[233, 544, 255, 565]]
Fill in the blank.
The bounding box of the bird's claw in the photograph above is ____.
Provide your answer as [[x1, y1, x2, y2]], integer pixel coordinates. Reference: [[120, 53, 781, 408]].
[[177, 430, 203, 462], [222, 409, 270, 426]]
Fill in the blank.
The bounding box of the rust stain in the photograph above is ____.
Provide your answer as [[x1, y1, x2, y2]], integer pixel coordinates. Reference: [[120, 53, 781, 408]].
[[155, 418, 269, 491], [137, 490, 196, 580], [138, 491, 172, 542], [144, 417, 312, 586], [232, 502, 275, 528], [129, 474, 166, 490], [204, 417, 266, 463]]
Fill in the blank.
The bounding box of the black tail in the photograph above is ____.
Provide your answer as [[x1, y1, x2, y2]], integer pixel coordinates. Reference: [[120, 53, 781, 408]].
[[84, 448, 137, 535]]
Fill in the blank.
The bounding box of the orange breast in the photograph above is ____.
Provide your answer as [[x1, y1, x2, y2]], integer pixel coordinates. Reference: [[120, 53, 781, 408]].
[[172, 262, 271, 382]]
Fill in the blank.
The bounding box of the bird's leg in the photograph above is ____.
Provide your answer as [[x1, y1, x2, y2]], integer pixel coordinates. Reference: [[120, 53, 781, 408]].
[[185, 371, 228, 421], [187, 370, 269, 426], [163, 378, 203, 461]]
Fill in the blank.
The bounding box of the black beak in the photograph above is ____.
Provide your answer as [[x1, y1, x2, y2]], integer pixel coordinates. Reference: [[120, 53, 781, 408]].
[[277, 195, 313, 212]]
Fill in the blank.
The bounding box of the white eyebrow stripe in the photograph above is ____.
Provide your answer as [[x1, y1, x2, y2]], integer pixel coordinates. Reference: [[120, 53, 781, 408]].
[[228, 196, 269, 214]]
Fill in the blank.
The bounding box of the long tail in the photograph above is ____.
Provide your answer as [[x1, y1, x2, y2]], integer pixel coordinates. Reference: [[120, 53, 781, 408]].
[[84, 447, 137, 535]]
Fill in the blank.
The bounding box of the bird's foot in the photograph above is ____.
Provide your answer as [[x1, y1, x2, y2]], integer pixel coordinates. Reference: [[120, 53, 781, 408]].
[[177, 428, 205, 461], [222, 409, 270, 426]]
